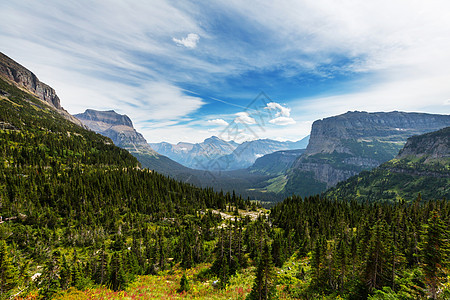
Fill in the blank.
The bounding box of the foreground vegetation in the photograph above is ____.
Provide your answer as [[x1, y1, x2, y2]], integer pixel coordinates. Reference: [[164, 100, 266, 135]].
[[0, 77, 449, 299]]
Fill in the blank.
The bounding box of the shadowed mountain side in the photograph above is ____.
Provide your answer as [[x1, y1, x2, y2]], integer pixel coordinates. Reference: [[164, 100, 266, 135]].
[[285, 111, 450, 197], [325, 127, 450, 202]]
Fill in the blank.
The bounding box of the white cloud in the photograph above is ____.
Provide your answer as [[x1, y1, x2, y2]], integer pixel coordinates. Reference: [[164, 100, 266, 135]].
[[207, 119, 229, 126], [265, 102, 296, 125], [234, 112, 256, 124], [266, 102, 291, 117], [173, 33, 200, 49], [269, 116, 296, 125]]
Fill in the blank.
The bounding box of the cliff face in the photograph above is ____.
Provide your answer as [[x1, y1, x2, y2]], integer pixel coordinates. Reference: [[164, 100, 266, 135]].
[[397, 127, 449, 161], [325, 127, 450, 202], [74, 109, 156, 156], [287, 111, 450, 194], [0, 52, 83, 126], [306, 111, 450, 155]]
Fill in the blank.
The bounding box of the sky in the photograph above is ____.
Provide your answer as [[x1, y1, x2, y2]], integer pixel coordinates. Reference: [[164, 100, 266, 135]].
[[1, 0, 450, 143]]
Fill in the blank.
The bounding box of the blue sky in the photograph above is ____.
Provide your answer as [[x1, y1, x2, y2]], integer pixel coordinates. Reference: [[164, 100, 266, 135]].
[[1, 0, 450, 143]]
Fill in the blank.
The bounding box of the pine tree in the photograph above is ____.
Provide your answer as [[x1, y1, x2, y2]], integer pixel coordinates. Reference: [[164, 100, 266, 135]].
[[311, 236, 327, 289], [364, 220, 393, 290], [94, 245, 109, 285], [108, 252, 127, 291], [247, 242, 277, 300], [420, 211, 449, 299], [0, 240, 17, 298], [59, 255, 71, 290], [39, 250, 61, 299], [177, 273, 190, 293]]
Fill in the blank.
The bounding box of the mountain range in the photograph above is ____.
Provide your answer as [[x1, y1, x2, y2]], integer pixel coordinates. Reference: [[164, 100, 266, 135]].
[[150, 135, 309, 170], [1, 52, 448, 202]]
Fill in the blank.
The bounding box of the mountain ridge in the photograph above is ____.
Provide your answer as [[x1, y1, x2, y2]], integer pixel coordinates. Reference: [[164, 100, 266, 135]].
[[285, 111, 450, 196], [151, 135, 309, 171], [325, 126, 450, 202], [0, 52, 84, 127]]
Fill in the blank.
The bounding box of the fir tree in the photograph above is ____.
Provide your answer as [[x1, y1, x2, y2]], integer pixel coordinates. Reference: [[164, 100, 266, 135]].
[[247, 242, 277, 300], [0, 240, 17, 298], [420, 211, 449, 299], [177, 273, 190, 293], [108, 252, 127, 291]]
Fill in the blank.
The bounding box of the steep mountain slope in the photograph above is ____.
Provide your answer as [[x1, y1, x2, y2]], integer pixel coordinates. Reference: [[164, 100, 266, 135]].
[[249, 149, 306, 176], [0, 52, 83, 126], [75, 109, 158, 156], [285, 111, 450, 197], [325, 127, 450, 202], [0, 62, 250, 297]]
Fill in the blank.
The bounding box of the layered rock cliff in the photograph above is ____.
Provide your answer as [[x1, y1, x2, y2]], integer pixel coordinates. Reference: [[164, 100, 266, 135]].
[[0, 52, 83, 126], [287, 111, 450, 195], [74, 109, 157, 156], [397, 126, 449, 161], [305, 111, 450, 155], [325, 127, 450, 202]]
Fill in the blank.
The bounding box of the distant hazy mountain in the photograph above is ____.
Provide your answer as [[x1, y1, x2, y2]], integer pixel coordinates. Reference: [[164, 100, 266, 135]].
[[325, 126, 450, 202], [150, 136, 237, 169], [249, 149, 306, 176], [217, 138, 308, 170], [284, 111, 450, 197], [152, 135, 309, 171]]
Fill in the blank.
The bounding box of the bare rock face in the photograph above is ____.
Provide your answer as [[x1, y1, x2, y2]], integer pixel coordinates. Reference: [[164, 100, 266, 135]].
[[0, 52, 61, 109], [397, 127, 449, 161], [305, 111, 450, 155], [287, 111, 450, 193], [0, 52, 84, 126], [74, 109, 157, 156]]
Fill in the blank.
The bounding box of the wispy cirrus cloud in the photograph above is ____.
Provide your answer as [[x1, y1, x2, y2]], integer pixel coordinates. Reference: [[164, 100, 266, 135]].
[[1, 0, 449, 143]]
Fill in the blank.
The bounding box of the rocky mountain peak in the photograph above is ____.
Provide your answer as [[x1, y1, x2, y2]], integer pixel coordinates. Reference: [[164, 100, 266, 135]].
[[77, 109, 134, 127], [0, 52, 61, 109], [0, 52, 83, 126], [75, 109, 156, 155], [397, 126, 449, 160]]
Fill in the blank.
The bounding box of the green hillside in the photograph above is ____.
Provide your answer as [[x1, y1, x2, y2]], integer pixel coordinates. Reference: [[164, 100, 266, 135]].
[[0, 77, 251, 298], [326, 127, 450, 202], [1, 75, 449, 300]]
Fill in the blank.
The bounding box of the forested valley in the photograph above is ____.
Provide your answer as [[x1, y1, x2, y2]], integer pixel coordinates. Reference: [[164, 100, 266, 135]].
[[0, 77, 449, 299]]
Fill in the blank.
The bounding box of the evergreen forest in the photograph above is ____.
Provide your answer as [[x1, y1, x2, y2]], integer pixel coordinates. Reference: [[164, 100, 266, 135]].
[[0, 77, 449, 299]]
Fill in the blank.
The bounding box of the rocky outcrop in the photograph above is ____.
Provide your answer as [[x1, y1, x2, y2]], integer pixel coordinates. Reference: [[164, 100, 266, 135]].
[[306, 111, 450, 155], [397, 127, 449, 161], [0, 52, 83, 126], [74, 109, 157, 156], [287, 111, 450, 195], [325, 127, 450, 202]]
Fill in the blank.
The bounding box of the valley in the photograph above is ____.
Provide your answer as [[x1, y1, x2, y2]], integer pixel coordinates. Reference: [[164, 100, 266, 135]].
[[0, 39, 449, 300]]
